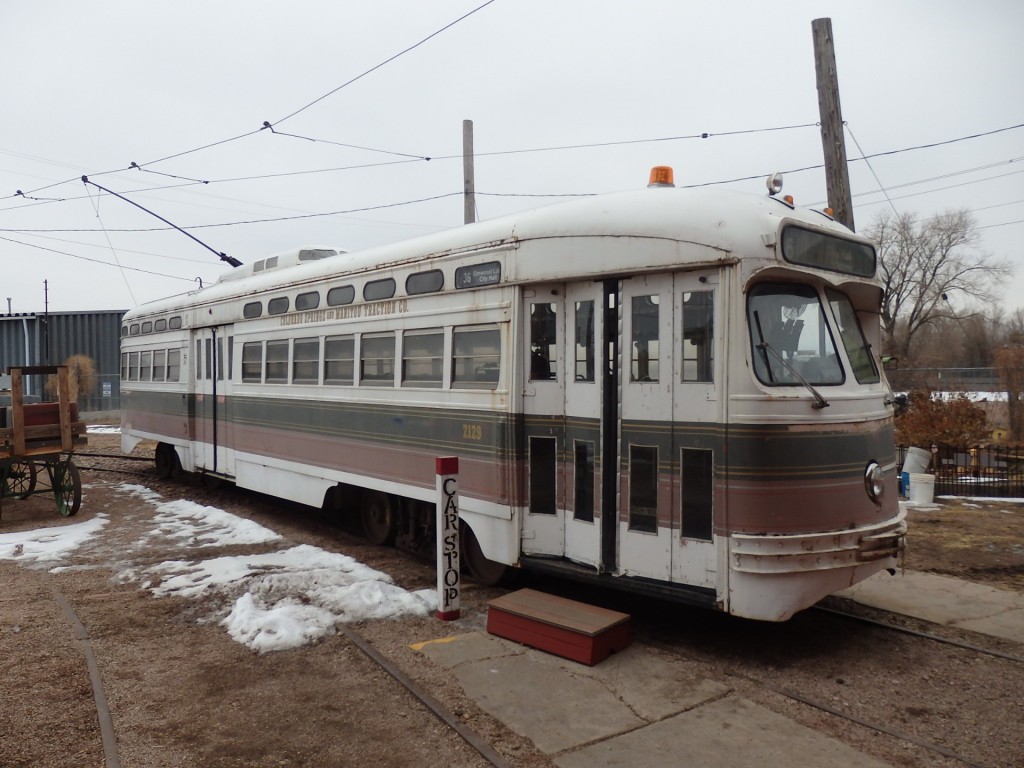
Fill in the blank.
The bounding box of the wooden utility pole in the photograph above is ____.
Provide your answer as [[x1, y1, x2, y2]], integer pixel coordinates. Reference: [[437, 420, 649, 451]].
[[812, 18, 855, 231], [463, 119, 476, 224]]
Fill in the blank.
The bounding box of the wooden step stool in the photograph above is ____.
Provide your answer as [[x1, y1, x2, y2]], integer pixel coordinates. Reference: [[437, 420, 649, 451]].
[[486, 588, 631, 666]]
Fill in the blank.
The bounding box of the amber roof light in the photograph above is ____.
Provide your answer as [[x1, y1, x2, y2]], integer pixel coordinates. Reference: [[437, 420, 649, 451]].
[[647, 166, 675, 187]]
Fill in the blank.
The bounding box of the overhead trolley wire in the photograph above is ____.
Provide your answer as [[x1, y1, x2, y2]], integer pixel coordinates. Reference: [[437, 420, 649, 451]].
[[4, 3, 498, 201], [0, 235, 201, 282], [267, 0, 499, 128]]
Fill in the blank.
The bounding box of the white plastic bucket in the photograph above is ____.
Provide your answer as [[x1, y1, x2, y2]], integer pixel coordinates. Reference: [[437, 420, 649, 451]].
[[902, 446, 930, 475], [908, 472, 935, 504]]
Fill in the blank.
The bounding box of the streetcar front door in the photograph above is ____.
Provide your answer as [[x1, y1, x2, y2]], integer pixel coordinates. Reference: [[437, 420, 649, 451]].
[[618, 272, 720, 587], [193, 326, 234, 477]]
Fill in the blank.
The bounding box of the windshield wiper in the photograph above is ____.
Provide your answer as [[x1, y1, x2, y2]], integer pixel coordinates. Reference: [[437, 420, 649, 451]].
[[753, 311, 830, 410]]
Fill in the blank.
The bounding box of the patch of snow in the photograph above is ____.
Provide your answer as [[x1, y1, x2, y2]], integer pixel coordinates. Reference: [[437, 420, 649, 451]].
[[0, 515, 109, 564]]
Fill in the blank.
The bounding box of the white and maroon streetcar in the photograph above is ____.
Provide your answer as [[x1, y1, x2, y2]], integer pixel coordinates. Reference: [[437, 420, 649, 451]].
[[120, 168, 905, 621]]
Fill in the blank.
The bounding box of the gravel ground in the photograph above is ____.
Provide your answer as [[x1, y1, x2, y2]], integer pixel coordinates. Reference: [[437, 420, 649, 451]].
[[1, 433, 1022, 767]]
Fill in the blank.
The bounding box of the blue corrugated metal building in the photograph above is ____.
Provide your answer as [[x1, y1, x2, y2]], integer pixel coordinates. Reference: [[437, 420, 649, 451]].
[[0, 310, 126, 412]]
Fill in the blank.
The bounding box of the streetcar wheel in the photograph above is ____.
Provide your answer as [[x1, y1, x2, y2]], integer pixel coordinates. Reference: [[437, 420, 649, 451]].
[[360, 490, 396, 545], [53, 461, 82, 517], [4, 461, 38, 498], [155, 443, 180, 479], [462, 522, 507, 586]]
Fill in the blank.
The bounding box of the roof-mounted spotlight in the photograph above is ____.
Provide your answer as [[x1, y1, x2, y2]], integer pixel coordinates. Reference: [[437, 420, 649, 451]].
[[766, 172, 783, 197]]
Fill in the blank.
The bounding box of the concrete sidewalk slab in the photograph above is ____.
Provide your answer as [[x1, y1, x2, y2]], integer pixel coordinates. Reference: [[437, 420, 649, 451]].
[[553, 696, 892, 768], [838, 570, 1024, 643], [453, 653, 645, 754]]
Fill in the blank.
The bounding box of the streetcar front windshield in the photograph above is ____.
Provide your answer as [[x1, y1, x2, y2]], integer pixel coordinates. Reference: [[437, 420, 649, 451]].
[[826, 288, 880, 384], [748, 283, 843, 386]]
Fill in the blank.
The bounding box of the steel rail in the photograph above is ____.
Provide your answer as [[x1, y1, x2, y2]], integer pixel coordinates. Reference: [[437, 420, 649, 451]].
[[338, 625, 514, 768], [52, 590, 121, 768]]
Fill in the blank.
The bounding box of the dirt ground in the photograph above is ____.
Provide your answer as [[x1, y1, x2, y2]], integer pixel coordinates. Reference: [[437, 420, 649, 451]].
[[1, 432, 1022, 767], [901, 496, 1024, 592]]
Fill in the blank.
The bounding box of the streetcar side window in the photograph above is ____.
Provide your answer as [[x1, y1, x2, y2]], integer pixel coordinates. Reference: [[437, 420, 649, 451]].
[[121, 353, 128, 381], [153, 350, 166, 382], [629, 445, 658, 533], [681, 290, 713, 383], [402, 330, 443, 388], [128, 352, 140, 380], [142, 321, 153, 334], [364, 279, 396, 302], [529, 436, 557, 515], [295, 291, 320, 311], [241, 342, 263, 383], [406, 270, 444, 295], [681, 448, 713, 541], [267, 297, 289, 316], [360, 333, 396, 386], [167, 349, 181, 382], [324, 335, 355, 385], [169, 317, 182, 330], [140, 351, 152, 382], [452, 326, 500, 389], [529, 303, 557, 380], [243, 302, 262, 319], [327, 286, 355, 306], [265, 340, 289, 383], [574, 440, 595, 522], [155, 319, 167, 332], [747, 283, 843, 386], [574, 300, 595, 382], [293, 337, 320, 384], [631, 296, 660, 382]]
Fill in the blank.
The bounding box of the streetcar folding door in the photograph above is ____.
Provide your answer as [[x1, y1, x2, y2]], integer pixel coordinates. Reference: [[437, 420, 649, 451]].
[[193, 326, 235, 477], [520, 285, 566, 557], [618, 273, 719, 588], [519, 282, 605, 567]]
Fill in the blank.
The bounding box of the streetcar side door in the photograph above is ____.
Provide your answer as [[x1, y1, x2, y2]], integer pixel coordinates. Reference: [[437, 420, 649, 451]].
[[193, 326, 235, 477], [671, 273, 719, 590], [520, 285, 566, 557], [618, 275, 674, 580], [562, 282, 604, 567]]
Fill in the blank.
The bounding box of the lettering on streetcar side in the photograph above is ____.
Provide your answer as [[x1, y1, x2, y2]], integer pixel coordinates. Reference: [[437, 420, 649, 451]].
[[279, 299, 410, 327]]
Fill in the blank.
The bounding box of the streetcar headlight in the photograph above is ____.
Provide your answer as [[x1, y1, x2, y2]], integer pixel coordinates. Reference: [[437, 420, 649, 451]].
[[864, 461, 885, 502]]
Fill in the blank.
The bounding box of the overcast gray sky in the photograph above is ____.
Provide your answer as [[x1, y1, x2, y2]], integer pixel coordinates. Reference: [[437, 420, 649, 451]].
[[2, 0, 1021, 314]]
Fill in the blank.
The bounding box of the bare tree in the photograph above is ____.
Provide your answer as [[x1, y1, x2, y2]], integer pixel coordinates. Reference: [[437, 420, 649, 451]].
[[995, 310, 1024, 442], [867, 209, 1012, 363]]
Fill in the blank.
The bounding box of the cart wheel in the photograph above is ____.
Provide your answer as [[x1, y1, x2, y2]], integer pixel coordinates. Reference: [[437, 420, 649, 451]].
[[3, 461, 38, 498], [52, 460, 82, 517]]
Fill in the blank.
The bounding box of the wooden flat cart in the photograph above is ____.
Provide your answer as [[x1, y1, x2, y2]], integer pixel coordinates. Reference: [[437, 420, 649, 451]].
[[0, 366, 87, 520]]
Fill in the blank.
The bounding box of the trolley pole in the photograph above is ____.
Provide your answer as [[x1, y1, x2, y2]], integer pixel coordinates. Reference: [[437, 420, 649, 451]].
[[812, 18, 855, 231], [463, 119, 476, 225], [435, 456, 461, 620]]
